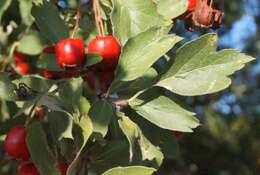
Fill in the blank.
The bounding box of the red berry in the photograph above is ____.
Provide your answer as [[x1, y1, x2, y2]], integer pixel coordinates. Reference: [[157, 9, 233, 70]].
[[99, 69, 115, 93], [13, 52, 32, 75], [4, 125, 30, 161], [64, 70, 82, 78], [13, 52, 27, 63], [188, 0, 196, 10], [15, 62, 31, 75], [55, 38, 86, 68], [42, 70, 62, 80], [85, 70, 96, 88], [57, 162, 68, 175], [173, 131, 184, 139], [88, 36, 121, 69], [18, 162, 40, 175], [34, 107, 47, 119], [42, 45, 55, 54], [100, 69, 115, 84]]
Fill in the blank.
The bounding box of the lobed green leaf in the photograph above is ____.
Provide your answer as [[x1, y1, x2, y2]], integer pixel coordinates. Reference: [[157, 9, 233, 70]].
[[129, 89, 200, 132], [102, 166, 156, 175], [118, 116, 163, 166], [157, 34, 255, 96]]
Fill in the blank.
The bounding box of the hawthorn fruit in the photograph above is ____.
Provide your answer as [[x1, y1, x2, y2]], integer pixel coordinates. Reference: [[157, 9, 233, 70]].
[[55, 38, 86, 68], [4, 125, 30, 161]]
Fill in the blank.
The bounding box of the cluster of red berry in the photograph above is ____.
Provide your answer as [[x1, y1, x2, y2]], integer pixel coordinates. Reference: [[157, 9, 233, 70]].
[[55, 35, 121, 93], [13, 35, 121, 93], [7, 33, 121, 174], [4, 125, 68, 175], [178, 0, 223, 31]]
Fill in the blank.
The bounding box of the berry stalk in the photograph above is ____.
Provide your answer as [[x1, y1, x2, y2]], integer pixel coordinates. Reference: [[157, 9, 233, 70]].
[[93, 0, 105, 36]]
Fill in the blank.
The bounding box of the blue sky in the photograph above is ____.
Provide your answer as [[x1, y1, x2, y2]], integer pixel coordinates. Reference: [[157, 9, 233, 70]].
[[220, 0, 258, 50]]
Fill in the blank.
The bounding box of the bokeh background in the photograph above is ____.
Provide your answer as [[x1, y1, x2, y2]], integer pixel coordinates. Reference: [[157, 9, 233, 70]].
[[0, 0, 260, 175], [159, 0, 260, 175]]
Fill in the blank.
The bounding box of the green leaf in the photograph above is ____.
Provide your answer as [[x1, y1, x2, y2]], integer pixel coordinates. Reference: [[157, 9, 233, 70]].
[[89, 141, 130, 173], [101, 0, 113, 10], [129, 89, 200, 132], [31, 0, 69, 44], [67, 115, 93, 175], [37, 95, 67, 113], [48, 111, 74, 140], [111, 68, 158, 96], [0, 0, 12, 22], [27, 122, 60, 175], [89, 100, 113, 137], [85, 53, 103, 67], [114, 27, 182, 82], [17, 30, 45, 55], [37, 54, 62, 71], [0, 116, 26, 135], [157, 0, 188, 19], [79, 15, 96, 33], [14, 98, 38, 118], [32, 0, 43, 5], [18, 0, 34, 26], [130, 112, 179, 159], [78, 96, 91, 115], [110, 0, 170, 44], [118, 116, 163, 166], [59, 78, 83, 112], [13, 75, 54, 92], [0, 73, 17, 101], [157, 33, 255, 96], [102, 166, 156, 175]]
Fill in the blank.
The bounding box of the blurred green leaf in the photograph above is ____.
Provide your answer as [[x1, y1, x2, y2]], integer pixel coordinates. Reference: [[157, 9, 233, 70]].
[[18, 0, 34, 26], [79, 15, 96, 33], [78, 96, 91, 115], [0, 115, 26, 135], [89, 141, 130, 173], [37, 54, 62, 71], [27, 122, 60, 175], [0, 0, 12, 22], [13, 75, 54, 92], [0, 73, 17, 101], [67, 115, 92, 175], [89, 100, 113, 137], [17, 30, 45, 55], [157, 34, 255, 96], [59, 78, 83, 113], [48, 111, 74, 140], [85, 53, 103, 67], [102, 166, 156, 175], [37, 95, 66, 113], [31, 0, 69, 44]]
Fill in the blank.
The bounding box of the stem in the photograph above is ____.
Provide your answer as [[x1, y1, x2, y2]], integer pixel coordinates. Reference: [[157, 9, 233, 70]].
[[128, 91, 144, 103], [0, 42, 19, 72], [93, 0, 105, 36], [111, 99, 129, 107], [25, 97, 40, 125], [209, 0, 214, 8], [71, 1, 81, 38]]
